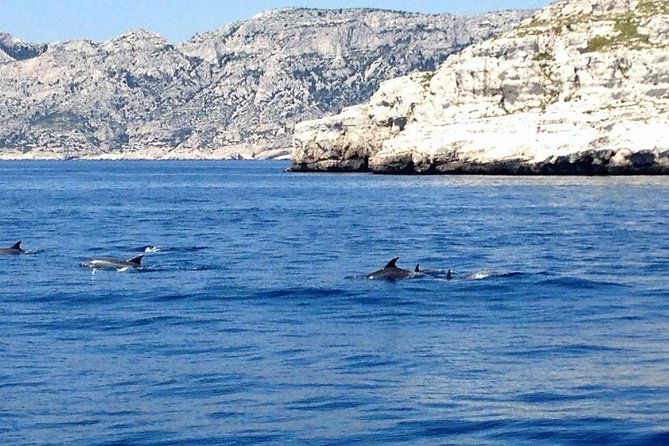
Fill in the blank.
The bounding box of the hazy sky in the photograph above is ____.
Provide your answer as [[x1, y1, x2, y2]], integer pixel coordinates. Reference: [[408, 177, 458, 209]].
[[0, 0, 553, 44]]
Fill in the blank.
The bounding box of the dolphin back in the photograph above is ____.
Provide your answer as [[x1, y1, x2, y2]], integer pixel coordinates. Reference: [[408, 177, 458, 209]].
[[367, 257, 415, 280], [0, 241, 24, 254], [384, 257, 400, 269], [127, 255, 144, 266]]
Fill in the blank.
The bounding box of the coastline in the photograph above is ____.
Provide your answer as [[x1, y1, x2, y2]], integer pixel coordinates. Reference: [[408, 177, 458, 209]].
[[0, 149, 292, 162], [3, 149, 668, 176], [288, 149, 669, 175]]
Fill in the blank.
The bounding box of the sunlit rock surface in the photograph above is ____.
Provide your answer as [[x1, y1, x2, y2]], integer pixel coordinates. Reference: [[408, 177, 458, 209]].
[[0, 8, 531, 159], [291, 0, 669, 174]]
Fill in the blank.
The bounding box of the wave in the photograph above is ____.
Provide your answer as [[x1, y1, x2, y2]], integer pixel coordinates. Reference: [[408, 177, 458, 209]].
[[455, 270, 628, 292], [346, 270, 453, 282], [18, 249, 46, 255], [346, 416, 661, 445], [346, 274, 374, 281], [257, 287, 354, 300], [137, 245, 210, 253], [80, 244, 208, 254], [136, 264, 218, 273], [537, 276, 628, 289], [463, 270, 533, 280], [78, 263, 216, 274], [505, 343, 629, 359]]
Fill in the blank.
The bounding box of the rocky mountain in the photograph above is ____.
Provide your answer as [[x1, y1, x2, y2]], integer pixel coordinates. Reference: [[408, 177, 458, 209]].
[[0, 33, 47, 61], [0, 8, 533, 160], [291, 0, 669, 174]]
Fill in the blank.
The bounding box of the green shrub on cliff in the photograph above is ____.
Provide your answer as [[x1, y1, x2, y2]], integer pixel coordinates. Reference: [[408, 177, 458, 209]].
[[586, 15, 650, 52]]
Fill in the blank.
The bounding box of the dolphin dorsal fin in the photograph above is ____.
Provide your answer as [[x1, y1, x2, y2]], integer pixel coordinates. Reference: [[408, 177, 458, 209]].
[[127, 255, 144, 265], [384, 257, 399, 269], [415, 264, 420, 273], [11, 241, 21, 250]]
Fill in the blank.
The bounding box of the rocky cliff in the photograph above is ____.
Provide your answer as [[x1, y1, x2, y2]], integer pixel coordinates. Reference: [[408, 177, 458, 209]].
[[291, 0, 669, 174], [0, 8, 532, 160]]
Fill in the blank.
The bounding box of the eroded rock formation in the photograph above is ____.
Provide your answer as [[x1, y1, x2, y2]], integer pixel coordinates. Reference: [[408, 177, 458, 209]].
[[291, 0, 669, 174]]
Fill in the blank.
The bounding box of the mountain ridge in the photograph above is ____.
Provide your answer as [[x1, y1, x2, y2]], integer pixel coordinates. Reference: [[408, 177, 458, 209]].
[[0, 7, 533, 160]]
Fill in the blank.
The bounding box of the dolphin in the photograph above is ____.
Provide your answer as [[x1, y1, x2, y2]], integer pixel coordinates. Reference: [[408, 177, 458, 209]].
[[83, 254, 144, 272], [367, 257, 418, 281], [415, 265, 453, 280], [0, 241, 25, 255]]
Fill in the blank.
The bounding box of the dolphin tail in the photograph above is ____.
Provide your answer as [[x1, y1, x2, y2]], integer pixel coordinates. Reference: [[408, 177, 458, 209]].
[[384, 257, 400, 269], [127, 255, 144, 266], [10, 241, 21, 250]]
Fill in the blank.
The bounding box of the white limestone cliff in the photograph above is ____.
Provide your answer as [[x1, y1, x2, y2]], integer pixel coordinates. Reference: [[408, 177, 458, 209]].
[[291, 0, 669, 174]]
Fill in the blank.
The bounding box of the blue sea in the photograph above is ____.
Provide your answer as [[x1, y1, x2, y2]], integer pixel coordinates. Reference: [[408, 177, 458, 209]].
[[1, 161, 668, 445]]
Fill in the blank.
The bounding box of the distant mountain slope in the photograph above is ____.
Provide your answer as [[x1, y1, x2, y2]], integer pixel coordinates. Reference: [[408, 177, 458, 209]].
[[0, 32, 47, 61], [0, 7, 533, 159], [291, 0, 669, 174]]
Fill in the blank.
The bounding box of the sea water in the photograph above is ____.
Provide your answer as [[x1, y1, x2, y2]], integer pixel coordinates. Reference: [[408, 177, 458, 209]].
[[0, 161, 668, 445]]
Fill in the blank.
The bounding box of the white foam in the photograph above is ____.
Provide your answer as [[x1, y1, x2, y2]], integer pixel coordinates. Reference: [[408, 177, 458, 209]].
[[143, 246, 165, 253], [468, 272, 492, 280]]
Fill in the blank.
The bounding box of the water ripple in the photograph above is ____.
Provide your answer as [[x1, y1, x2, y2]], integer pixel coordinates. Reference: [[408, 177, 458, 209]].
[[1, 161, 668, 445]]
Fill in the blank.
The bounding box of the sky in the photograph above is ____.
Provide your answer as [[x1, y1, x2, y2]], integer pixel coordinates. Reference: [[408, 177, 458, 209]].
[[0, 0, 553, 44]]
